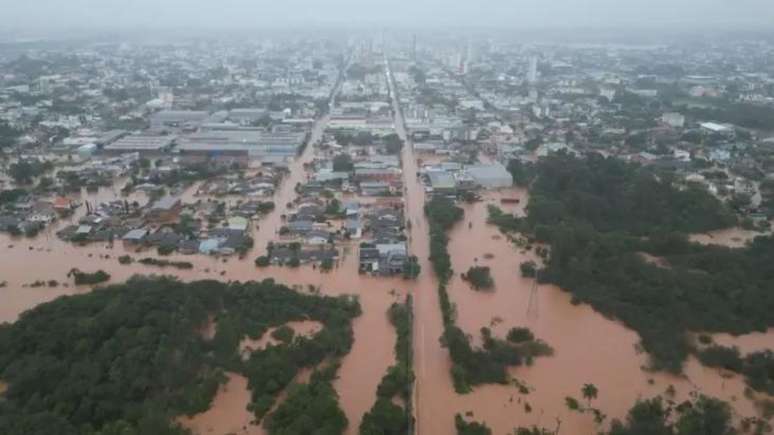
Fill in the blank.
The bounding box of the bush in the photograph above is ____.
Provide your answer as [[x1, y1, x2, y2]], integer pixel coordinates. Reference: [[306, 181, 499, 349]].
[[137, 258, 193, 269], [520, 261, 537, 278], [68, 269, 110, 285], [117, 255, 134, 265], [455, 414, 491, 435], [271, 325, 295, 344], [402, 255, 421, 279], [507, 327, 535, 344], [255, 256, 271, 267], [157, 245, 175, 256], [462, 266, 494, 290]]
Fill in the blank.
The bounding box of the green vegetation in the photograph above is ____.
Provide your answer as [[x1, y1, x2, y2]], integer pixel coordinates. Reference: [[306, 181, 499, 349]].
[[514, 427, 552, 435], [608, 395, 738, 435], [0, 277, 360, 435], [681, 101, 774, 131], [506, 327, 535, 344], [359, 297, 414, 435], [270, 325, 295, 344], [67, 268, 111, 285], [493, 153, 774, 373], [519, 261, 537, 278], [0, 188, 27, 206], [402, 255, 421, 279], [425, 197, 464, 283], [117, 255, 134, 264], [455, 414, 491, 435], [697, 346, 774, 395], [0, 120, 21, 150], [333, 154, 354, 172], [137, 258, 194, 270], [383, 133, 404, 155], [507, 159, 534, 188], [263, 363, 347, 435], [255, 255, 271, 267], [9, 160, 54, 185], [461, 266, 494, 290], [333, 131, 374, 147], [425, 197, 552, 393]]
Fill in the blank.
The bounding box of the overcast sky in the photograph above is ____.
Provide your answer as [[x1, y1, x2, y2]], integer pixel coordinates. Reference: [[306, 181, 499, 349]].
[[3, 0, 774, 32]]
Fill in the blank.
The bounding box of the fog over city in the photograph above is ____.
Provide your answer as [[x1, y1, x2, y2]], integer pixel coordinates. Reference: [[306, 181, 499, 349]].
[[3, 0, 774, 32]]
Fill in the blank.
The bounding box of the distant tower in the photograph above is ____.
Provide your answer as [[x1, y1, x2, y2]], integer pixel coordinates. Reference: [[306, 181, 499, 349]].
[[527, 56, 538, 83]]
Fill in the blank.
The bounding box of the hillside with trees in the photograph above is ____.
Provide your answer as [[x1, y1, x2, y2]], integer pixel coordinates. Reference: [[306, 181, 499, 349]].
[[0, 276, 360, 435]]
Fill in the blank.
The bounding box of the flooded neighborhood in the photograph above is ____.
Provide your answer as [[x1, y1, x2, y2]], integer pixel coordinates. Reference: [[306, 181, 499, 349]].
[[1, 24, 773, 435]]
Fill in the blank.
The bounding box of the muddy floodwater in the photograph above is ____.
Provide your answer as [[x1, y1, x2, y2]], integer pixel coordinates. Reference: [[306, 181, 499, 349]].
[[2, 75, 773, 435], [239, 320, 324, 358], [178, 373, 261, 435], [416, 193, 769, 434], [689, 227, 770, 248]]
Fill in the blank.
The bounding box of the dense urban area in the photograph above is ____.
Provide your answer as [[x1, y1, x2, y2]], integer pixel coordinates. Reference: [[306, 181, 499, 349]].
[[0, 30, 773, 435]]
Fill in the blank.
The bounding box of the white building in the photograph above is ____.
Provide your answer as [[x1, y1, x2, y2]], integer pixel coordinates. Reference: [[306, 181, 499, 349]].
[[661, 112, 685, 128], [464, 163, 513, 188]]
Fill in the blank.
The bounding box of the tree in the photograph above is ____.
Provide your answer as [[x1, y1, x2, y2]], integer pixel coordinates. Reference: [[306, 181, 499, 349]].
[[520, 261, 537, 278], [402, 256, 421, 279], [461, 266, 494, 290], [9, 161, 38, 184], [0, 120, 21, 150], [0, 277, 361, 434], [455, 414, 492, 435], [383, 133, 403, 155], [609, 397, 671, 435], [506, 327, 535, 344], [582, 383, 599, 406], [332, 154, 353, 172], [674, 396, 735, 435]]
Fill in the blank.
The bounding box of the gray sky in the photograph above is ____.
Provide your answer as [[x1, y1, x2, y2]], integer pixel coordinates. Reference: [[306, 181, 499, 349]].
[[3, 0, 774, 31]]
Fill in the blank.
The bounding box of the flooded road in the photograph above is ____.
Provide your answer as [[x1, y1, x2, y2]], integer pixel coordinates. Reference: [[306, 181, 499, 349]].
[[0, 64, 409, 435], [2, 60, 773, 435], [385, 61, 772, 434]]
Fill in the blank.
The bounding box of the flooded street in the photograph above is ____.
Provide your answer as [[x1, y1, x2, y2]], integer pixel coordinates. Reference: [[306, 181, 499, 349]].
[[385, 63, 772, 434], [1, 60, 772, 435], [0, 76, 409, 433]]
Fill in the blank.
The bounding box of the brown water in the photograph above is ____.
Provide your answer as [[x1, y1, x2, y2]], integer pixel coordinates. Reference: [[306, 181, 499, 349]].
[[178, 372, 262, 435], [689, 227, 769, 248], [2, 69, 772, 435], [239, 320, 324, 359], [711, 330, 774, 355], [424, 195, 765, 433], [179, 368, 317, 435], [385, 69, 771, 433]]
